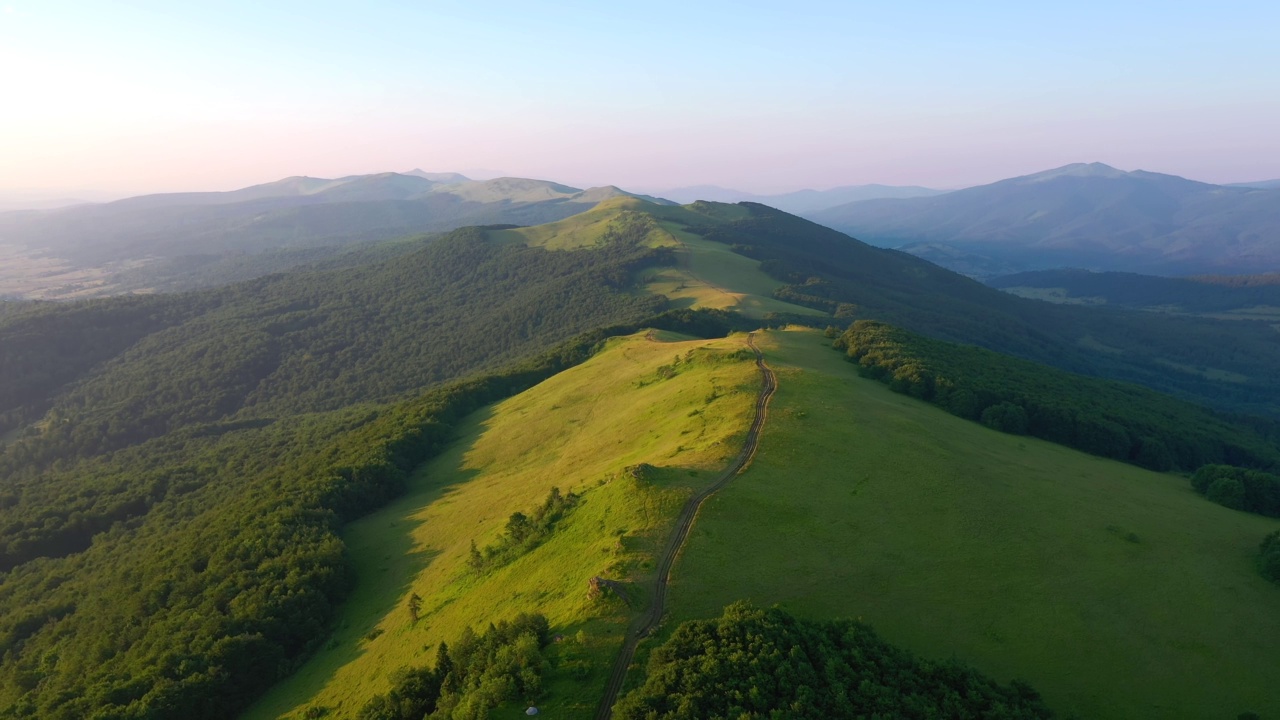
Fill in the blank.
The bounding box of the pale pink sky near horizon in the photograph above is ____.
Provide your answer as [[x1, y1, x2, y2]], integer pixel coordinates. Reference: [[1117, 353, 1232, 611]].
[[2, 1, 1278, 197]]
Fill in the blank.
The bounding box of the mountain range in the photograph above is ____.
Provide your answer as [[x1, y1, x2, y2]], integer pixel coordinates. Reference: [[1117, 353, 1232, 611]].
[[806, 162, 1280, 277], [0, 171, 667, 298]]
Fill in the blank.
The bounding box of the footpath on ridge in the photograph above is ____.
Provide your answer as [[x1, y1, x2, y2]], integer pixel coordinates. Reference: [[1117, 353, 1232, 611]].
[[593, 331, 779, 720]]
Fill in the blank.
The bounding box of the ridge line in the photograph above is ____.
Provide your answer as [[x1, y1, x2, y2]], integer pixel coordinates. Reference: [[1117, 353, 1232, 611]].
[[593, 330, 778, 720]]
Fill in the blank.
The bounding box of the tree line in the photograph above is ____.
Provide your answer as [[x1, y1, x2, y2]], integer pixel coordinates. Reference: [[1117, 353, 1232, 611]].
[[833, 320, 1280, 473]]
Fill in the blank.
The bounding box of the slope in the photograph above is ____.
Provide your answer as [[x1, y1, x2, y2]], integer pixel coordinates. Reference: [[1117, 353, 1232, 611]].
[[808, 162, 1280, 276], [243, 330, 762, 719], [491, 197, 823, 319], [665, 327, 1280, 720], [0, 211, 703, 718], [650, 327, 1280, 718]]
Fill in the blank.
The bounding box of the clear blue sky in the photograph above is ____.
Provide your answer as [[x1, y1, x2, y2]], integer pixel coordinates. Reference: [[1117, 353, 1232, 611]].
[[2, 0, 1277, 193]]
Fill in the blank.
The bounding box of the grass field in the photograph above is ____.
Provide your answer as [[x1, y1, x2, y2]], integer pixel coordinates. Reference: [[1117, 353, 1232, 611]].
[[489, 197, 819, 319], [665, 327, 1280, 720], [242, 331, 760, 719]]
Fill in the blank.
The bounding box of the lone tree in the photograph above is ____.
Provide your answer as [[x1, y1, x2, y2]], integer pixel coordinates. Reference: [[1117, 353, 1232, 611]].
[[408, 593, 422, 624]]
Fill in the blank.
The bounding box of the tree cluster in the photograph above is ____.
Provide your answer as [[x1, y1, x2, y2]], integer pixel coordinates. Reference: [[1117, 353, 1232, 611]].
[[357, 613, 550, 720], [468, 487, 578, 572], [1190, 465, 1280, 517], [1258, 531, 1280, 585], [614, 602, 1054, 719]]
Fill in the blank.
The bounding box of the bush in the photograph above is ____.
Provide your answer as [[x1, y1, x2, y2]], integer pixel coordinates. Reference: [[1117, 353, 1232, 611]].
[[1259, 531, 1280, 585]]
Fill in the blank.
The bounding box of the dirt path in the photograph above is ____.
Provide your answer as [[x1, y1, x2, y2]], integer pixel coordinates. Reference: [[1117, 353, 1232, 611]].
[[593, 331, 778, 720]]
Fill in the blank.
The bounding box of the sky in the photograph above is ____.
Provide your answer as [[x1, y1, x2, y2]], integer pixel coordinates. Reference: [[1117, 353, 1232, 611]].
[[2, 0, 1279, 196]]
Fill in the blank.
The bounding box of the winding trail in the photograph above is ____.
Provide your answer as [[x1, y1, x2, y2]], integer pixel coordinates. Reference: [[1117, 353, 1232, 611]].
[[593, 331, 778, 720]]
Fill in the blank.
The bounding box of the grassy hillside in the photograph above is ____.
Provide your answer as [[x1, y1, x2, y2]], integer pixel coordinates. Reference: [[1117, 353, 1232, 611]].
[[491, 197, 820, 319], [244, 331, 761, 719], [666, 327, 1280, 720]]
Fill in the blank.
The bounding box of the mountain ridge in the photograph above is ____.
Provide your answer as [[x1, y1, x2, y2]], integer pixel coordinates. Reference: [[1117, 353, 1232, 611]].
[[807, 162, 1280, 276]]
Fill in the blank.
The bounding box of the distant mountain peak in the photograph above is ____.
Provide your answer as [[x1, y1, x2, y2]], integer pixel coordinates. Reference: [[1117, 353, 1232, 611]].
[[1021, 162, 1128, 182]]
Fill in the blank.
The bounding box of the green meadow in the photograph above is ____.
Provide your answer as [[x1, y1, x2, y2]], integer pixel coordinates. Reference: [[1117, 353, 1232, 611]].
[[666, 327, 1280, 720], [243, 331, 760, 719], [490, 196, 819, 319]]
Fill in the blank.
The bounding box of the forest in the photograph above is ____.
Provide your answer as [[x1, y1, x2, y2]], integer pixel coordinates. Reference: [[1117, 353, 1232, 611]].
[[613, 603, 1055, 719]]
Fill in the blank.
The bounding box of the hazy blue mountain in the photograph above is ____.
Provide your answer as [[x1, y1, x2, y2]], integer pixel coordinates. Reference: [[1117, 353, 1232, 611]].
[[403, 168, 471, 183], [809, 163, 1280, 277], [653, 183, 942, 212], [0, 173, 663, 297], [1227, 179, 1280, 190]]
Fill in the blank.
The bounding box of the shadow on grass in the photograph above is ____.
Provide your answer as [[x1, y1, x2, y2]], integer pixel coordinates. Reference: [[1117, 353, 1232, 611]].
[[246, 411, 494, 718]]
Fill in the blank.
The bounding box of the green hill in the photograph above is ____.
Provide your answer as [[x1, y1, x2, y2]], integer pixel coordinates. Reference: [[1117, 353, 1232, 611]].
[[666, 328, 1280, 720], [244, 331, 761, 719]]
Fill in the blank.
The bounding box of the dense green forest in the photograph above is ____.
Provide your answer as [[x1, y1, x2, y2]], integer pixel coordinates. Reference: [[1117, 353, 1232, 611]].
[[833, 320, 1280, 472], [692, 203, 1280, 417], [614, 603, 1054, 719]]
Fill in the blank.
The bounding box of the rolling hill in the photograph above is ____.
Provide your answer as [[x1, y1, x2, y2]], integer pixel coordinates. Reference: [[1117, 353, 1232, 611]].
[[807, 162, 1280, 277], [2, 197, 1280, 718]]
